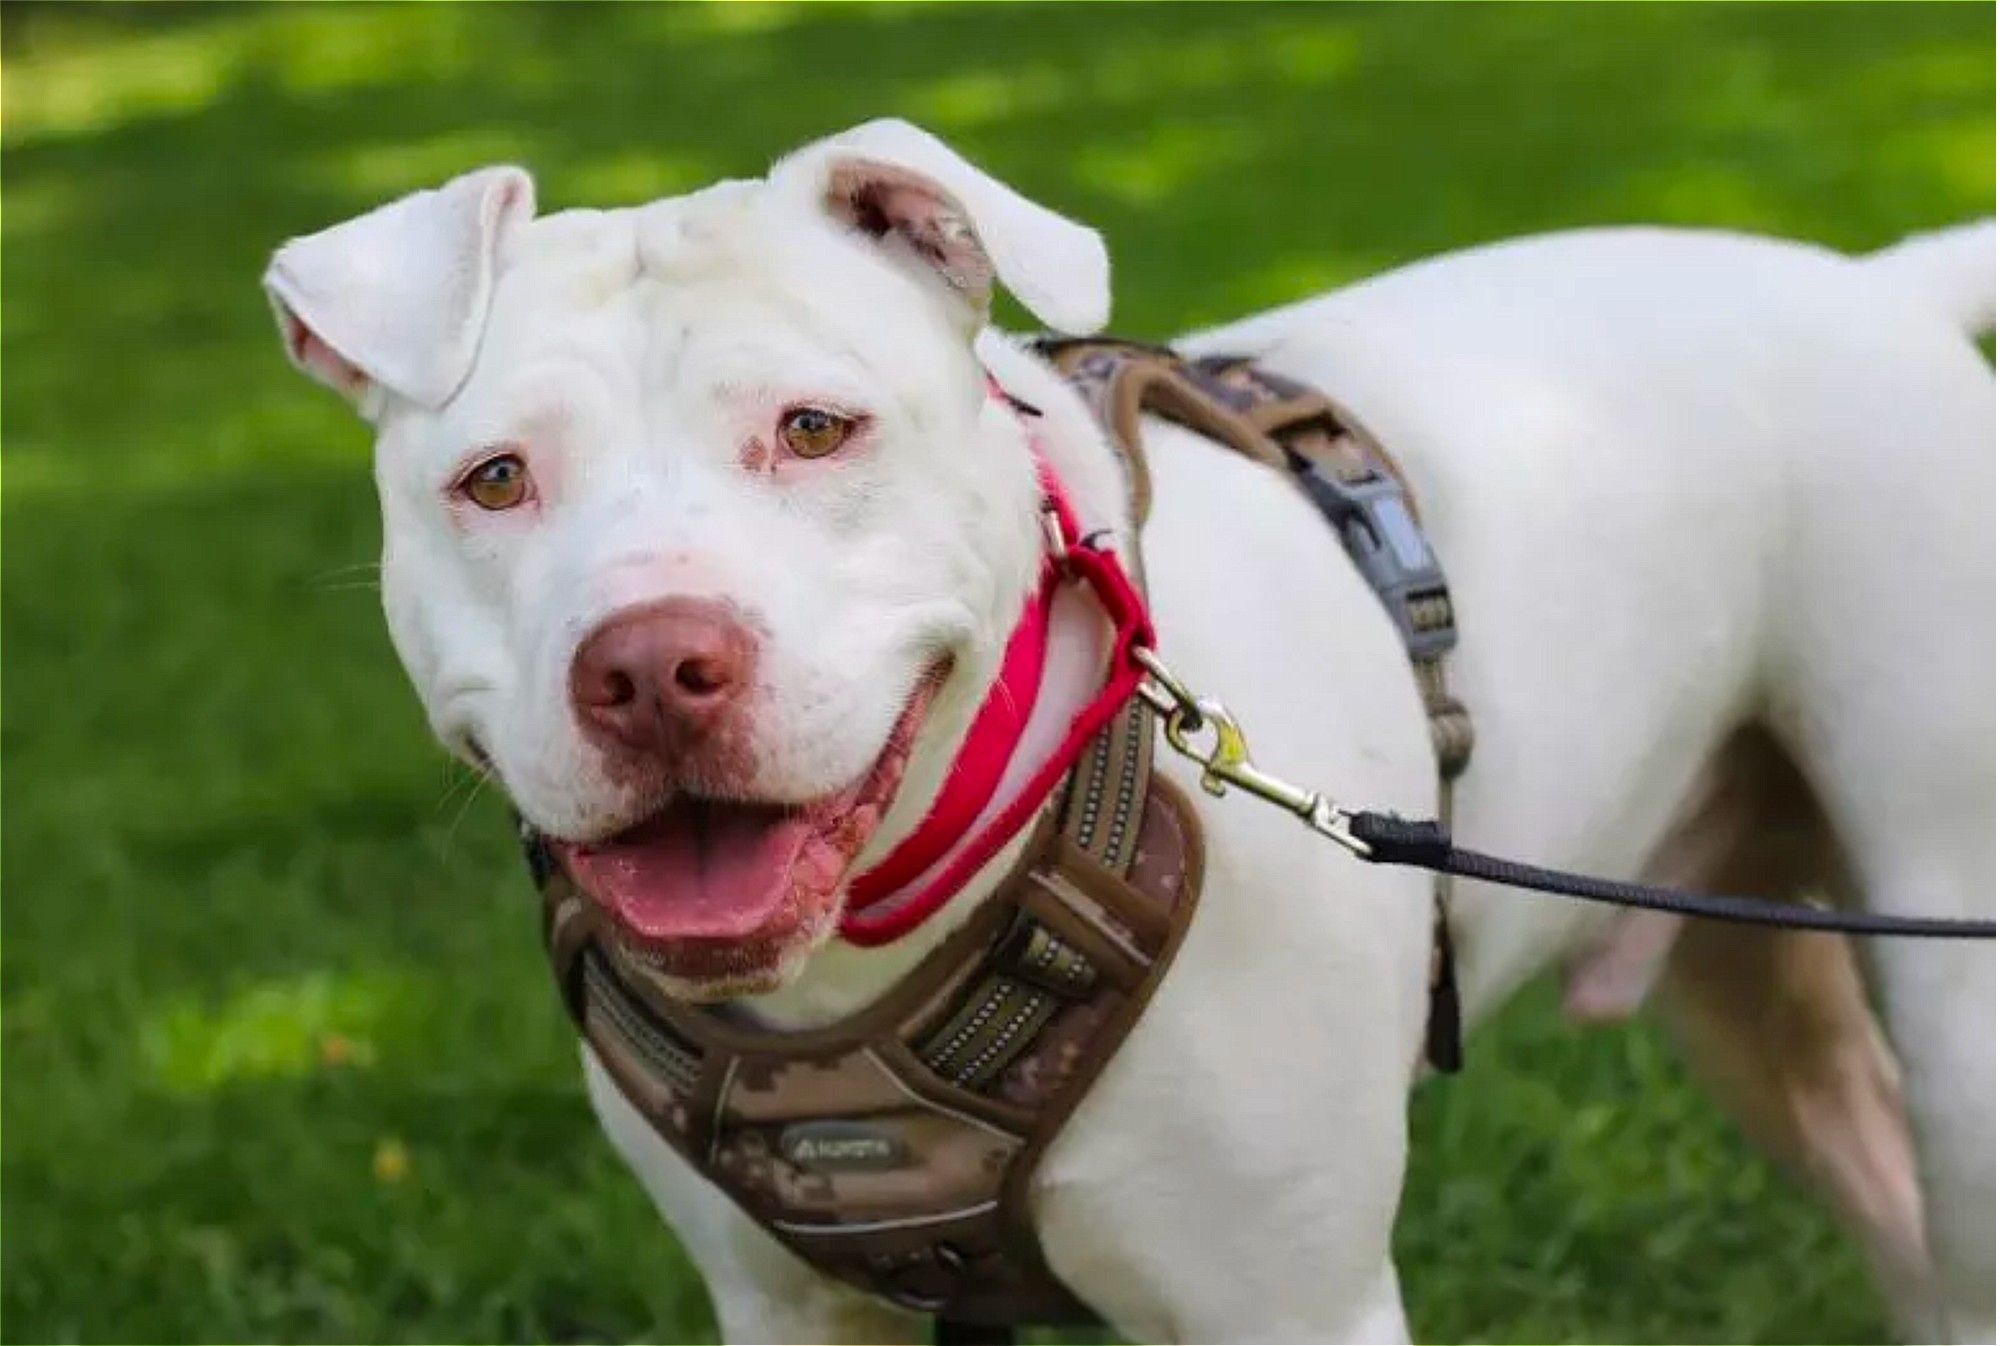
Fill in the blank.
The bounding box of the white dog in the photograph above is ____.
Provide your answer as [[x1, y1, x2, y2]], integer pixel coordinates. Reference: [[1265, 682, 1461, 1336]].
[[264, 119, 1995, 1343]]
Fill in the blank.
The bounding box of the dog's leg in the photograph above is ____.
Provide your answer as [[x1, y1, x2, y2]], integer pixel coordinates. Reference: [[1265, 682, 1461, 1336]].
[[581, 1050, 927, 1345], [1826, 738, 1999, 1346], [1839, 859, 1994, 1345], [1661, 922, 1935, 1338], [1617, 728, 1940, 1338], [1763, 333, 1996, 1343]]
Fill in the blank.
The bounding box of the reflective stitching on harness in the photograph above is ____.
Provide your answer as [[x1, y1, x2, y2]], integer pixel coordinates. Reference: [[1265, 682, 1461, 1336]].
[[859, 1048, 1020, 1141], [1071, 740, 1109, 849], [582, 949, 701, 1095], [948, 985, 1056, 1087], [1100, 705, 1146, 868], [923, 981, 1017, 1072], [773, 1200, 1000, 1237], [704, 1055, 740, 1166]]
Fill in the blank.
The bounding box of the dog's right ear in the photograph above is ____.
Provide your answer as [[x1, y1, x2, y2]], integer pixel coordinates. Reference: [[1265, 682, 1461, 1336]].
[[263, 166, 535, 421]]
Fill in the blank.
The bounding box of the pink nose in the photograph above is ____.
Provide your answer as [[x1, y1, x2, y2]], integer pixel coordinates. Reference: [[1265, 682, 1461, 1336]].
[[569, 599, 757, 759]]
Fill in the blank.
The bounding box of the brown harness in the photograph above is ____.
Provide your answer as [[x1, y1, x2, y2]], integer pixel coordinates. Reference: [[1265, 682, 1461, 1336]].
[[529, 340, 1468, 1328], [1042, 340, 1473, 1072]]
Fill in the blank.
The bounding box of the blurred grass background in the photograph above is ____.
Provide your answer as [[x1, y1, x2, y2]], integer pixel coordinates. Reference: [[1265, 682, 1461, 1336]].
[[2, 2, 1992, 1342]]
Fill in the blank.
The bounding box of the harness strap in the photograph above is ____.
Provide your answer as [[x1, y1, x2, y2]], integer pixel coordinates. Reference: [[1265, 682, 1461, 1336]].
[[1179, 353, 1480, 1068], [1181, 353, 1470, 1075], [1035, 337, 1472, 1075], [1178, 355, 1474, 777], [908, 702, 1156, 1097]]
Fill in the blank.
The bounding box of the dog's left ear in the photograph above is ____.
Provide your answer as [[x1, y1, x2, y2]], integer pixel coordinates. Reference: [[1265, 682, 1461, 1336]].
[[771, 119, 1109, 335]]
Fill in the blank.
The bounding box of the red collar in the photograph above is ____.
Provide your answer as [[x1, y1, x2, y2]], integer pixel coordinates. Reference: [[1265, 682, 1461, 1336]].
[[838, 390, 1154, 946]]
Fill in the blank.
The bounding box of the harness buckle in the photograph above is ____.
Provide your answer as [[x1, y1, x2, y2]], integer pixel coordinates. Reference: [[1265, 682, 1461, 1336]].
[[1288, 455, 1458, 661]]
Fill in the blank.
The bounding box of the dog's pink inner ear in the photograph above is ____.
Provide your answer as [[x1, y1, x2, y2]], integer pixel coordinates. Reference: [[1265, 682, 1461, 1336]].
[[827, 160, 995, 314], [284, 312, 371, 397]]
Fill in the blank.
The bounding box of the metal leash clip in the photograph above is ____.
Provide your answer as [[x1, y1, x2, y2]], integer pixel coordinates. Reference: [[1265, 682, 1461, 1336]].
[[1133, 647, 1372, 858]]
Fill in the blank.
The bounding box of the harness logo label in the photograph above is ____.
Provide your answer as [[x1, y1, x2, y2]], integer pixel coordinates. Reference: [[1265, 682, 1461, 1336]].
[[779, 1121, 909, 1173]]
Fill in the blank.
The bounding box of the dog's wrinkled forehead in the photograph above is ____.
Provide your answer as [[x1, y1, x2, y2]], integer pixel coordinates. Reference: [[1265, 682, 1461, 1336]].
[[499, 180, 783, 304], [459, 178, 971, 426], [631, 179, 766, 278]]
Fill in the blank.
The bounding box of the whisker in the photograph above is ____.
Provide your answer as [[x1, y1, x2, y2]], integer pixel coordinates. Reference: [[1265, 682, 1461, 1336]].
[[436, 759, 488, 813], [436, 755, 500, 855], [304, 560, 385, 594], [444, 771, 494, 850]]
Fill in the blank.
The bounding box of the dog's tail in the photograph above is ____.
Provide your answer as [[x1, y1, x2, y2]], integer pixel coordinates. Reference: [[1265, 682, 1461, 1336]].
[[1860, 218, 1995, 338]]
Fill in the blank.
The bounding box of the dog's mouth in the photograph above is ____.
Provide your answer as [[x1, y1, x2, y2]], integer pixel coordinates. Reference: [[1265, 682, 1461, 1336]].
[[550, 674, 940, 958]]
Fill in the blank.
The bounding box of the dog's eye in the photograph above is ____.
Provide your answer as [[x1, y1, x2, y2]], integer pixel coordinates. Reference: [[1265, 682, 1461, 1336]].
[[458, 453, 533, 511], [778, 407, 855, 460]]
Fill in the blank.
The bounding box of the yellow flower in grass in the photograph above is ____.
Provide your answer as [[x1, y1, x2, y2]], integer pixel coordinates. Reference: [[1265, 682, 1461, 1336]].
[[372, 1137, 411, 1185]]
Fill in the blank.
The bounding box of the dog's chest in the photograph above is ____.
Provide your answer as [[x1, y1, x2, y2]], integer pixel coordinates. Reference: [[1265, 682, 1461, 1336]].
[[532, 698, 1203, 1326]]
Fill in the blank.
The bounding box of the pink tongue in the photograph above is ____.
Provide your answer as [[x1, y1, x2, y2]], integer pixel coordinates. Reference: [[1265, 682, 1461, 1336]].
[[563, 800, 814, 940]]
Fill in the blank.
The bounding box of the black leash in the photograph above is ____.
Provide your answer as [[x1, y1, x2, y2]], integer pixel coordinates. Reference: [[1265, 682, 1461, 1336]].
[[1346, 811, 1997, 939], [1133, 652, 1994, 943]]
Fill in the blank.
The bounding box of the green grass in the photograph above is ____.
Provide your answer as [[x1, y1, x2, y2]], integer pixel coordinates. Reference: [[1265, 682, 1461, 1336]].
[[2, 3, 1991, 1342]]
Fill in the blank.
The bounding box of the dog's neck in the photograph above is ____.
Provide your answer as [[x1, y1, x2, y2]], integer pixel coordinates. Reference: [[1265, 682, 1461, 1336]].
[[743, 331, 1141, 1029]]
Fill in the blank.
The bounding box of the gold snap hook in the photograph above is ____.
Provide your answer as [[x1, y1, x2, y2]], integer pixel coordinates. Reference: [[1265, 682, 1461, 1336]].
[[1134, 645, 1373, 857]]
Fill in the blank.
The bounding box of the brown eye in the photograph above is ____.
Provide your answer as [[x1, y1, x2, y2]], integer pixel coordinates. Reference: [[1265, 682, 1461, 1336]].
[[778, 406, 855, 460], [460, 453, 532, 511]]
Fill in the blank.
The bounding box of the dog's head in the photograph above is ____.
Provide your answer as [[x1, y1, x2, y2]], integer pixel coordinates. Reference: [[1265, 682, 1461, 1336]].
[[266, 121, 1108, 997]]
